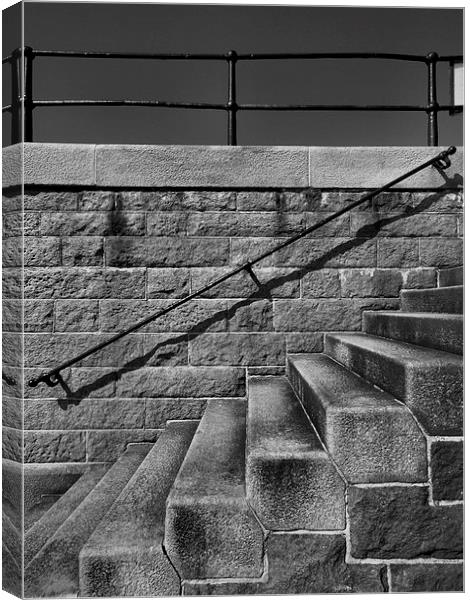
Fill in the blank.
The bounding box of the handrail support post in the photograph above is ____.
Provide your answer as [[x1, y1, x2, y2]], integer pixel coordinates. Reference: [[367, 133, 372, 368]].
[[226, 50, 238, 145], [426, 51, 439, 146], [24, 46, 34, 142]]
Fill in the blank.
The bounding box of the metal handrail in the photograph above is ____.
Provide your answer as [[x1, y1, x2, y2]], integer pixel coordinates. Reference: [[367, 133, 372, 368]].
[[28, 145, 457, 389], [2, 47, 464, 146]]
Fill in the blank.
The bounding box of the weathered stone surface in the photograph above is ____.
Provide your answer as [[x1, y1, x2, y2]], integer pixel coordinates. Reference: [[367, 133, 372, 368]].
[[3, 237, 22, 267], [3, 299, 23, 332], [24, 399, 145, 430], [147, 211, 188, 235], [190, 333, 285, 366], [100, 299, 227, 333], [24, 268, 146, 299], [86, 430, 161, 462], [348, 485, 463, 559], [24, 190, 78, 210], [3, 268, 22, 298], [231, 237, 377, 268], [24, 300, 53, 332], [191, 267, 299, 299], [116, 367, 245, 398], [184, 533, 386, 595], [325, 332, 463, 435], [24, 443, 151, 597], [77, 190, 115, 210], [24, 431, 86, 463], [363, 311, 463, 355], [350, 212, 457, 237], [402, 267, 436, 289], [305, 212, 350, 236], [3, 212, 23, 237], [438, 265, 463, 287], [24, 236, 61, 267], [142, 334, 188, 366], [187, 211, 304, 237], [105, 236, 230, 267], [145, 398, 207, 427], [3, 396, 21, 429], [236, 190, 322, 212], [54, 300, 99, 332], [248, 366, 285, 376], [247, 377, 345, 530], [96, 145, 309, 188], [302, 269, 341, 298], [40, 211, 145, 236], [147, 268, 190, 298], [420, 238, 463, 268], [142, 190, 236, 211], [377, 238, 419, 267], [165, 400, 264, 578], [401, 285, 463, 314], [3, 542, 22, 597], [412, 190, 463, 212], [286, 332, 324, 353], [389, 563, 463, 592], [3, 333, 22, 366], [62, 237, 104, 266], [340, 268, 403, 297], [227, 299, 274, 331], [3, 427, 22, 461], [430, 440, 463, 501], [288, 354, 427, 483], [80, 423, 196, 597]]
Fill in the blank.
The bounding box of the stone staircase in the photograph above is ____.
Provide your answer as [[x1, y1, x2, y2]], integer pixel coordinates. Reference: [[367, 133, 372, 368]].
[[23, 267, 463, 597]]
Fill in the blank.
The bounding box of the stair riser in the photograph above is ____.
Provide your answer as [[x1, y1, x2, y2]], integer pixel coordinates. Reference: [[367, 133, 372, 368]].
[[438, 266, 463, 287], [401, 286, 463, 313], [325, 336, 463, 436], [287, 358, 427, 483], [363, 313, 463, 355]]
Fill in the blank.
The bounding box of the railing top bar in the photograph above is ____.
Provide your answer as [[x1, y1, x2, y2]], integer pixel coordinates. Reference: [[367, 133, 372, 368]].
[[27, 146, 457, 389], [237, 52, 429, 61], [32, 49, 228, 60], [33, 99, 227, 110]]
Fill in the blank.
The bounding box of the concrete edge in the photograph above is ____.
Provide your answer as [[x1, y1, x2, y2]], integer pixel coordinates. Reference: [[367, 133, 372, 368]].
[[2, 143, 463, 189]]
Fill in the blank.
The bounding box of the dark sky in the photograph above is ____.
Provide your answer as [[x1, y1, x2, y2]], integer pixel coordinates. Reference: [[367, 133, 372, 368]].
[[2, 3, 464, 146]]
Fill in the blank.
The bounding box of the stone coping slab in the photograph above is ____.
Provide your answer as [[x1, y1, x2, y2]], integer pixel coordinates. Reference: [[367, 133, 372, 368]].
[[2, 143, 463, 190]]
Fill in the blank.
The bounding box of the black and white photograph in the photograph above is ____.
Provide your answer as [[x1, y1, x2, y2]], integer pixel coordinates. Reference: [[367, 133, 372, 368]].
[[1, 2, 464, 598]]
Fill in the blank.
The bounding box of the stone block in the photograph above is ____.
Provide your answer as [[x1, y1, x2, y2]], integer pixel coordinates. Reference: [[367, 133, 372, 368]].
[[302, 269, 341, 297], [412, 190, 463, 212], [286, 332, 324, 353], [227, 299, 274, 331], [96, 145, 309, 188], [142, 333, 188, 366], [389, 563, 463, 592], [3, 299, 23, 332], [100, 299, 227, 333], [350, 212, 457, 237], [145, 398, 207, 427], [40, 211, 145, 236], [3, 212, 23, 237], [24, 237, 61, 267], [24, 190, 78, 211], [2, 268, 21, 298], [305, 212, 350, 236], [274, 299, 361, 332], [402, 267, 436, 289], [141, 190, 236, 211], [377, 238, 419, 267], [24, 366, 117, 399], [146, 211, 188, 236], [54, 300, 99, 332], [420, 238, 463, 268], [3, 238, 22, 267], [24, 267, 146, 299], [187, 211, 304, 237], [147, 268, 190, 298], [190, 333, 285, 366], [86, 430, 161, 462], [3, 396, 22, 429], [348, 485, 463, 559], [3, 427, 22, 461], [340, 268, 403, 297], [24, 431, 86, 462], [116, 367, 245, 398], [24, 399, 145, 430], [77, 191, 115, 210], [430, 440, 463, 501], [62, 237, 104, 266]]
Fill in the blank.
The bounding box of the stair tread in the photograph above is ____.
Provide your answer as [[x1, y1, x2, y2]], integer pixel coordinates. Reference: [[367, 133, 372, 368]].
[[248, 376, 325, 456], [365, 310, 462, 320], [168, 399, 247, 501], [326, 332, 462, 366], [25, 464, 110, 565], [288, 353, 401, 411], [401, 285, 463, 314], [82, 422, 197, 551], [24, 443, 153, 597]]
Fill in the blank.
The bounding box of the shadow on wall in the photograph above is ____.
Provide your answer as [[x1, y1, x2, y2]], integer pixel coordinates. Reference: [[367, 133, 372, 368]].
[[50, 175, 461, 405]]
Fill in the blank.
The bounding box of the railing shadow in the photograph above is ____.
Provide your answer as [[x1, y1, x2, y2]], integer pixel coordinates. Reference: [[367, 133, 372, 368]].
[[53, 177, 462, 405]]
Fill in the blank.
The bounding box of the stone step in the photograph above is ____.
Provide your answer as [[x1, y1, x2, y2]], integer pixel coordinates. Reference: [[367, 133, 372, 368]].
[[401, 285, 463, 314], [24, 443, 152, 598], [165, 399, 264, 579], [79, 421, 198, 597], [438, 266, 463, 287], [287, 354, 427, 483], [247, 376, 345, 529], [363, 311, 463, 355], [324, 332, 462, 436], [25, 464, 110, 565]]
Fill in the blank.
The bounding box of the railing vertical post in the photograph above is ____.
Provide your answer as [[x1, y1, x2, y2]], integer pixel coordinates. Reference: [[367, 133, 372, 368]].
[[226, 50, 237, 145], [11, 48, 21, 144], [24, 46, 34, 142], [426, 51, 439, 146]]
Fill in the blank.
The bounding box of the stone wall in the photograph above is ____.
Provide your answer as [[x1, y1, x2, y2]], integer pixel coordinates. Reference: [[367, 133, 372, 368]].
[[2, 179, 463, 463]]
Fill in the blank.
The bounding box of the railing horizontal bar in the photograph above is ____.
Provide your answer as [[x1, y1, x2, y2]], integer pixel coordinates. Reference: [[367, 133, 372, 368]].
[[238, 104, 429, 111], [27, 146, 457, 388], [33, 99, 227, 109], [33, 50, 228, 60], [438, 55, 463, 62], [237, 52, 429, 61], [2, 105, 12, 112]]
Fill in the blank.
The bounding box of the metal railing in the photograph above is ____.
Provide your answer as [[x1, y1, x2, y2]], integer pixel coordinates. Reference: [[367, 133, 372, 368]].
[[2, 47, 463, 146], [27, 145, 457, 388]]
